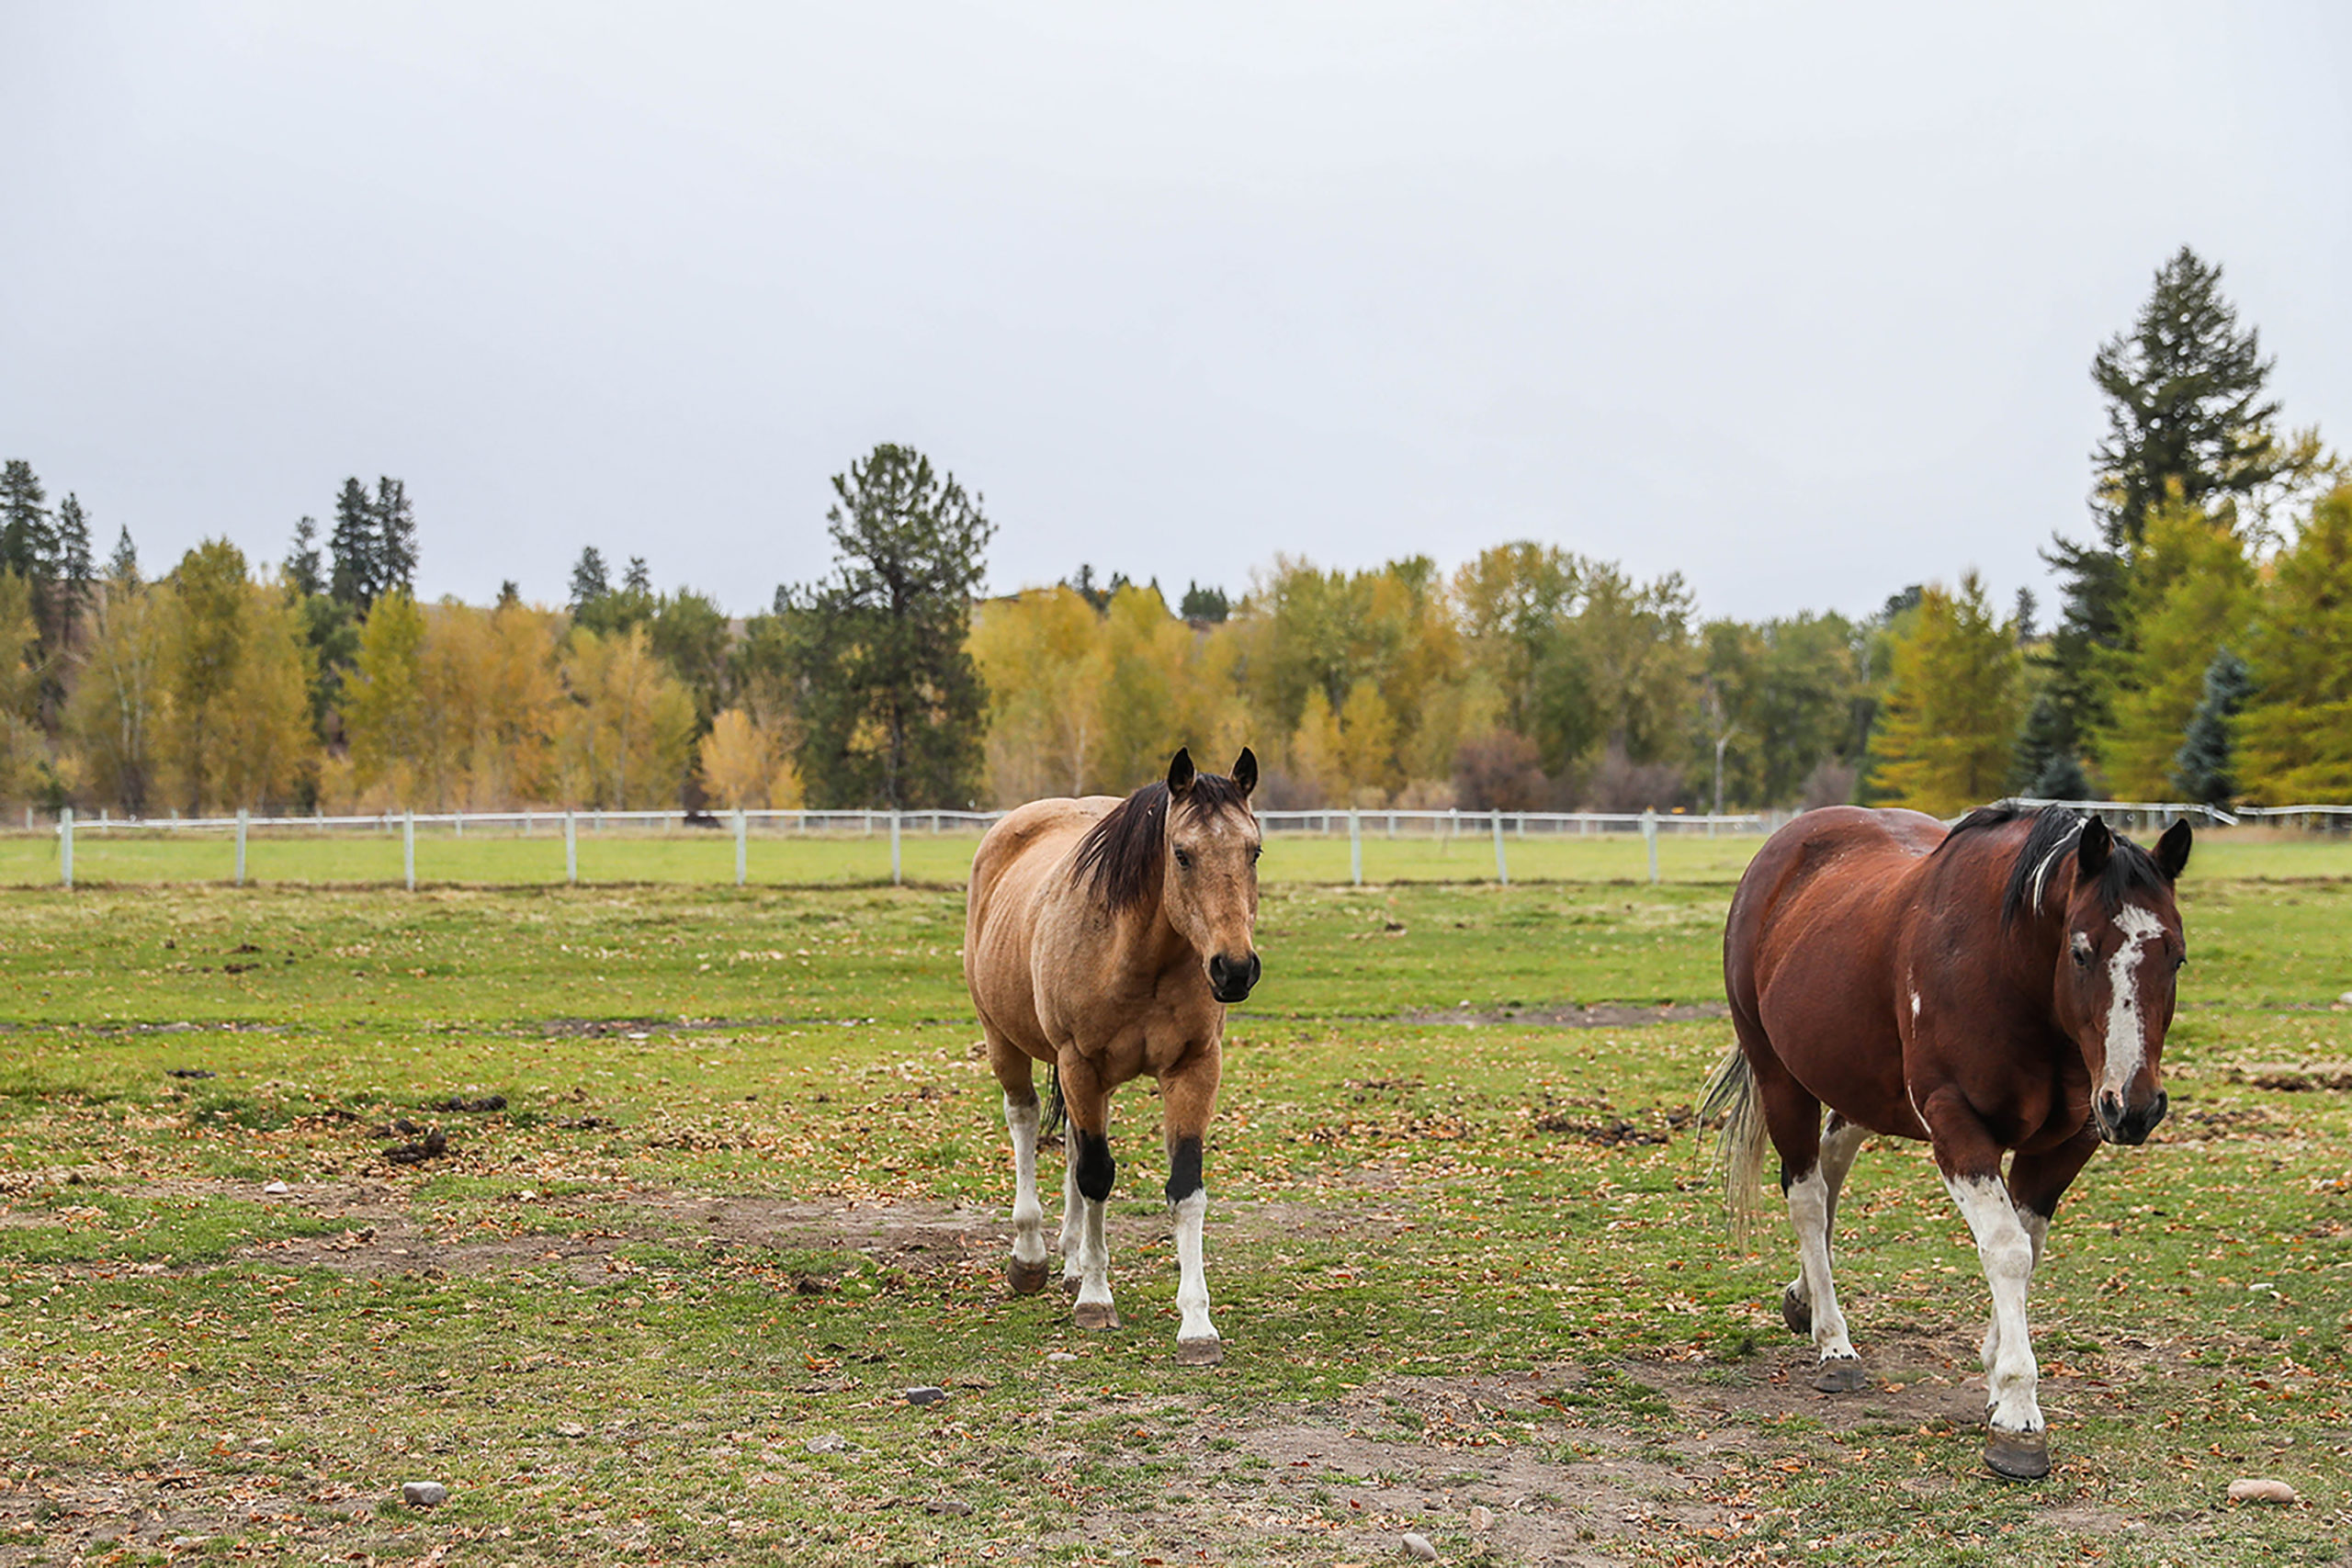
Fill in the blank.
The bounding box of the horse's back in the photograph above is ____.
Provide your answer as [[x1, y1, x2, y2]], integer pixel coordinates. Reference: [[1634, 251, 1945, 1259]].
[[967, 796, 1124, 1055], [1725, 807, 1946, 1131]]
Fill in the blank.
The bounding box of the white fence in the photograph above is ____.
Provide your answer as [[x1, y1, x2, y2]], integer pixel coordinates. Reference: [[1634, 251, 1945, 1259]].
[[23, 795, 2348, 892]]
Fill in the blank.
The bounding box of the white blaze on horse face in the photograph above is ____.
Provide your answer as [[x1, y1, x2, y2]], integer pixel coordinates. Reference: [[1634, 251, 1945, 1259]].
[[1944, 1173, 2043, 1435], [2098, 905, 2167, 1100]]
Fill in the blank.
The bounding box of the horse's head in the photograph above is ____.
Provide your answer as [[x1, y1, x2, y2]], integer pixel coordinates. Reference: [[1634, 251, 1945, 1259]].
[[1159, 747, 1262, 1003], [2052, 816, 2193, 1145]]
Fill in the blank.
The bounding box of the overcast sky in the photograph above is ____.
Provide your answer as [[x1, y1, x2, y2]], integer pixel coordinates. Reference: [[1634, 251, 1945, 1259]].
[[5, 3, 2347, 625]]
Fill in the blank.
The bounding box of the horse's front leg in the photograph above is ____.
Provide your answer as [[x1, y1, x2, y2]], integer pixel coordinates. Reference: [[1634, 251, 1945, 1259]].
[[1920, 1091, 2050, 1480], [1998, 1127, 2098, 1363], [1058, 1054, 1120, 1331], [1162, 1048, 1225, 1366]]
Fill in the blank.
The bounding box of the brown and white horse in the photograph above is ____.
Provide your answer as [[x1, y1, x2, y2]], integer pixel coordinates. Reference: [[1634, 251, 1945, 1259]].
[[1706, 803, 2191, 1478], [964, 748, 1261, 1364]]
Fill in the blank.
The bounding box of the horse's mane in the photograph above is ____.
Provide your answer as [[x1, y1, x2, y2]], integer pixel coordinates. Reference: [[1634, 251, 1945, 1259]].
[[1944, 803, 2168, 928], [1071, 773, 1251, 914]]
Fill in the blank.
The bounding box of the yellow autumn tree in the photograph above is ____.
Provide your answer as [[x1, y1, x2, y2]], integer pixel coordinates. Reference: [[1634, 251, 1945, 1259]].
[[697, 706, 803, 808], [559, 625, 695, 807], [158, 541, 315, 812], [341, 590, 429, 806], [2092, 502, 2257, 797], [1867, 572, 2023, 818], [68, 570, 175, 815], [969, 587, 1108, 803]]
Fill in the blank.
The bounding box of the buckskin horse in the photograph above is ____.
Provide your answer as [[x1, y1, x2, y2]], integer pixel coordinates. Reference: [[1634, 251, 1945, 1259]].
[[965, 747, 1261, 1364], [1704, 803, 2192, 1478]]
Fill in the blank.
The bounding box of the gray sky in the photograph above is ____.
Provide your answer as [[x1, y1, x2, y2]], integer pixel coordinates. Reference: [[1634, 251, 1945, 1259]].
[[6, 3, 2347, 625]]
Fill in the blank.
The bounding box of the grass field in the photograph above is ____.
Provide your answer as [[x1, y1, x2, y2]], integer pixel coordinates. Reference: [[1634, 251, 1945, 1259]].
[[1, 837, 2348, 1564]]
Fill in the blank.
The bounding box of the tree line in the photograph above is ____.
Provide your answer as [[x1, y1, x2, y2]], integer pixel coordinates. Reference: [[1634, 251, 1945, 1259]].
[[4, 248, 2344, 820]]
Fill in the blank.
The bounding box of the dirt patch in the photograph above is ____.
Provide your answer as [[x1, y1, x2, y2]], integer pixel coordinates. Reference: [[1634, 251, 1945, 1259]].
[[1403, 1002, 1730, 1028], [2229, 1061, 2352, 1092]]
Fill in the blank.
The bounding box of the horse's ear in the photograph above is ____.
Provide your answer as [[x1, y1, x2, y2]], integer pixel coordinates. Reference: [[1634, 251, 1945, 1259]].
[[1231, 748, 1258, 799], [2155, 818, 2193, 880], [2075, 815, 2112, 881], [1166, 748, 1196, 797]]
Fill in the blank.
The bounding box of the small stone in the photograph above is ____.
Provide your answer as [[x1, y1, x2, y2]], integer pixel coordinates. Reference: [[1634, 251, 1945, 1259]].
[[555, 1422, 587, 1438], [1402, 1532, 1439, 1561], [263, 1181, 289, 1195], [1046, 1351, 1078, 1363], [923, 1496, 974, 1516], [905, 1385, 948, 1405], [401, 1481, 448, 1508], [1468, 1505, 1493, 1531], [244, 1438, 273, 1451], [2227, 1477, 2298, 1505], [805, 1433, 848, 1453], [2338, 990, 2352, 1007]]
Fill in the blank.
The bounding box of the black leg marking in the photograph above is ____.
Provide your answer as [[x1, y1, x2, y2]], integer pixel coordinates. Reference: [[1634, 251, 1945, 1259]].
[[1073, 1127, 1115, 1203], [1165, 1135, 1203, 1206]]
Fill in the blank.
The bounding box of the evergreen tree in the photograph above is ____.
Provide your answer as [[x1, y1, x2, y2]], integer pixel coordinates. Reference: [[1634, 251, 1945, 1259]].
[[623, 556, 652, 595], [2009, 687, 2092, 798], [287, 516, 325, 598], [0, 459, 49, 578], [2091, 247, 2289, 549], [108, 526, 140, 589], [329, 478, 378, 609], [780, 444, 994, 808], [2171, 649, 2251, 806], [375, 478, 418, 595], [568, 547, 610, 608], [1180, 581, 1231, 622], [497, 580, 521, 608], [2034, 248, 2295, 793], [2090, 501, 2256, 797]]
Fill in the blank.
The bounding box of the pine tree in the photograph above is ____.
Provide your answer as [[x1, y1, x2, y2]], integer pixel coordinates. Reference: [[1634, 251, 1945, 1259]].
[[329, 478, 378, 609], [2171, 649, 2250, 806], [2033, 249, 2298, 795], [0, 459, 49, 579], [1180, 581, 1231, 622], [2091, 247, 2289, 549], [288, 516, 325, 598], [780, 444, 994, 808], [375, 478, 417, 594], [623, 556, 652, 595], [2009, 688, 2091, 798], [107, 526, 140, 589], [568, 547, 610, 608]]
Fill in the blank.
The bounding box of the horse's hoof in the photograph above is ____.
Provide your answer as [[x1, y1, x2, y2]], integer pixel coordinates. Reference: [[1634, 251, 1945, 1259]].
[[1073, 1300, 1121, 1331], [1177, 1336, 1224, 1367], [1984, 1428, 2051, 1481], [1781, 1288, 1812, 1338], [1008, 1258, 1051, 1295], [1059, 1274, 1082, 1298], [1811, 1358, 1867, 1393]]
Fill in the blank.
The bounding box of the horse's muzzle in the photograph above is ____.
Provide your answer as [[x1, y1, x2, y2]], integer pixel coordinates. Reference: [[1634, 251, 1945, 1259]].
[[1208, 951, 1260, 1004], [2096, 1089, 2167, 1145]]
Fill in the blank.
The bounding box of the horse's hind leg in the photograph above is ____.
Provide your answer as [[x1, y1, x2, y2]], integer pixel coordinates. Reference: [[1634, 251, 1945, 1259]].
[[988, 1030, 1051, 1295], [1753, 1055, 1867, 1392]]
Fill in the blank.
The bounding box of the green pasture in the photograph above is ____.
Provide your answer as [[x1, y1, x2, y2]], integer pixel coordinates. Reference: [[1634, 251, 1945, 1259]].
[[0, 849, 2348, 1563]]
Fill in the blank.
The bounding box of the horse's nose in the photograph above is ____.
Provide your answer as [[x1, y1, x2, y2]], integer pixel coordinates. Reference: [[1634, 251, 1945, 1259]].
[[1208, 951, 1259, 1003], [2098, 1088, 2167, 1145]]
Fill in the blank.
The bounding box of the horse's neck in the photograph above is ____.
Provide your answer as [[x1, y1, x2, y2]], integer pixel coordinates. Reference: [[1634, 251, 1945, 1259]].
[[1103, 895, 1189, 978]]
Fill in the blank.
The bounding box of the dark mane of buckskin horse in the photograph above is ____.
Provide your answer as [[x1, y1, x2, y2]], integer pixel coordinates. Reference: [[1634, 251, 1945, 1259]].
[[1071, 773, 1253, 914]]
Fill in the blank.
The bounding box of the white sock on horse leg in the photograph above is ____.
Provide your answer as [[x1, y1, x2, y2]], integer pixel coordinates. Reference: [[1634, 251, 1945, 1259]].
[[1172, 1190, 1216, 1347], [1946, 1173, 2043, 1434], [1787, 1165, 1856, 1362], [1075, 1194, 1113, 1309], [1005, 1093, 1046, 1268]]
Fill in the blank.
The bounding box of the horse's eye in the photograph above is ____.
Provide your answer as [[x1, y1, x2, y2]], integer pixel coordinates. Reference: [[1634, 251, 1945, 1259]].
[[2071, 936, 2094, 969], [1174, 847, 1193, 871], [1248, 844, 1261, 863], [2173, 954, 2188, 972]]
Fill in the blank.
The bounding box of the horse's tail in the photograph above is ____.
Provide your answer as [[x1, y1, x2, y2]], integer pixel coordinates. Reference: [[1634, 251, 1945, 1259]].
[[1700, 1043, 1769, 1247], [1040, 1061, 1067, 1137]]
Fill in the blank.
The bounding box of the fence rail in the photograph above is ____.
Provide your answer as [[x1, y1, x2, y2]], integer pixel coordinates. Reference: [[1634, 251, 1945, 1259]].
[[17, 795, 2348, 892]]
